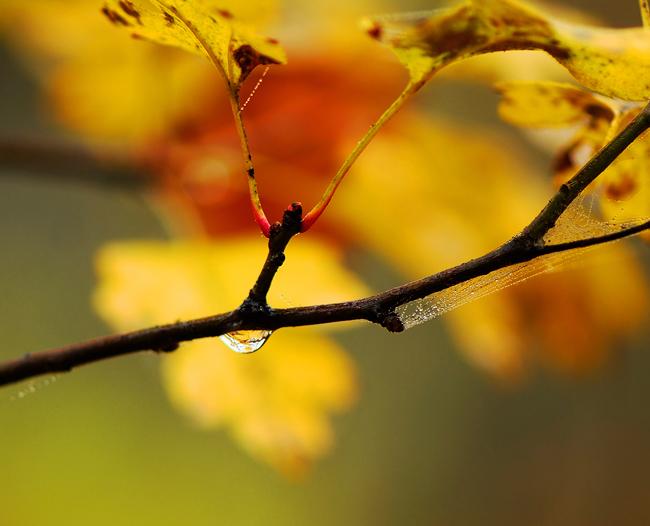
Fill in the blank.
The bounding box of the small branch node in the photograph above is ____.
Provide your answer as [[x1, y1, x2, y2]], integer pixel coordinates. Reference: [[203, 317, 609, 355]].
[[239, 296, 272, 316], [281, 202, 303, 233], [375, 309, 405, 333]]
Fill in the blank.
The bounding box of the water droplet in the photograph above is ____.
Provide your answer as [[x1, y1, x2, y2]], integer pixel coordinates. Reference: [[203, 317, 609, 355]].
[[219, 330, 272, 354]]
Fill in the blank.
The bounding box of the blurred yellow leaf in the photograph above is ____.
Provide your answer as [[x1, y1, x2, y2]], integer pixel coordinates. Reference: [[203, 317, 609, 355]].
[[102, 0, 286, 90], [495, 80, 650, 241], [163, 331, 356, 477], [497, 81, 615, 128], [363, 0, 650, 100], [600, 142, 650, 239], [93, 237, 370, 475], [0, 0, 211, 143], [0, 0, 283, 142]]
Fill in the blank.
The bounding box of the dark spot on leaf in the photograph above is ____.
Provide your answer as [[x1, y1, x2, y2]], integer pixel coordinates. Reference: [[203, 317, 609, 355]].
[[247, 167, 255, 178], [101, 6, 130, 26], [605, 172, 638, 201], [552, 146, 577, 177], [119, 0, 142, 24], [131, 33, 143, 40], [366, 22, 383, 40], [584, 103, 614, 122], [163, 11, 175, 26], [418, 11, 490, 58], [217, 9, 233, 19], [233, 44, 280, 83], [266, 37, 279, 45]]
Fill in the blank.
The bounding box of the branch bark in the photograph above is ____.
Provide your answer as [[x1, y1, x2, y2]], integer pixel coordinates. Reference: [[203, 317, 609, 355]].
[[1, 105, 649, 388]]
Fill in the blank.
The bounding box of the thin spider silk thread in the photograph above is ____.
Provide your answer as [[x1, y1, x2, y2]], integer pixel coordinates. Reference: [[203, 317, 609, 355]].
[[240, 66, 270, 112]]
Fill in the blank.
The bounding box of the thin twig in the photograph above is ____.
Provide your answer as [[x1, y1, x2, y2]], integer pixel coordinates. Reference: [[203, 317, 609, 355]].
[[246, 202, 303, 308]]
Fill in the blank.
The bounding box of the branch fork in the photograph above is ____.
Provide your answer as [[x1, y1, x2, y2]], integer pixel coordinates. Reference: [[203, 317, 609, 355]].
[[245, 201, 303, 309]]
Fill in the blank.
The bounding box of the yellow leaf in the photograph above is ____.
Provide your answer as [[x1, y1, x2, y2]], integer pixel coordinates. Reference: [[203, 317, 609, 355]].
[[93, 237, 370, 474], [102, 0, 286, 90], [163, 330, 356, 478], [363, 0, 650, 100], [601, 148, 650, 241], [494, 79, 650, 239], [496, 81, 615, 128], [0, 0, 213, 143], [95, 237, 371, 329]]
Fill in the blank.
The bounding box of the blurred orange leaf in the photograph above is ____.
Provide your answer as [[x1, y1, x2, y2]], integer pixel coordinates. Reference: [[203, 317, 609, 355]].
[[497, 81, 615, 128]]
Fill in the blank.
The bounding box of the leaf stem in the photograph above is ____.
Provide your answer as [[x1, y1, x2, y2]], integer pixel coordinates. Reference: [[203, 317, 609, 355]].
[[157, 2, 272, 236], [301, 82, 419, 231], [229, 92, 271, 237]]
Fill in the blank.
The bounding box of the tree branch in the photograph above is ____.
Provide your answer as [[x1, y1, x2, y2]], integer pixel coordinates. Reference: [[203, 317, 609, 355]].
[[1, 108, 649, 388], [1, 217, 648, 387]]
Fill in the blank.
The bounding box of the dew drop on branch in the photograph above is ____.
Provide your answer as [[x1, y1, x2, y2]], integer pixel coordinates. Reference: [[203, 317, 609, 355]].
[[219, 330, 272, 353]]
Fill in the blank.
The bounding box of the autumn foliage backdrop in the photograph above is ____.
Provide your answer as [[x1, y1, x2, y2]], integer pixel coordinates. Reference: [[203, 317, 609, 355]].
[[0, 0, 649, 524]]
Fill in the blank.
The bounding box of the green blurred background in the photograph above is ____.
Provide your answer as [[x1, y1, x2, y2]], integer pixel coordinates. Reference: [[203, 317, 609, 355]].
[[1, 1, 650, 525]]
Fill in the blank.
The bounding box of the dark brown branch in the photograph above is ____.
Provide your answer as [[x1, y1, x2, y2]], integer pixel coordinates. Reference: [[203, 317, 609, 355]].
[[1, 107, 649, 388], [0, 242, 516, 386], [541, 219, 650, 254], [1, 216, 648, 387]]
